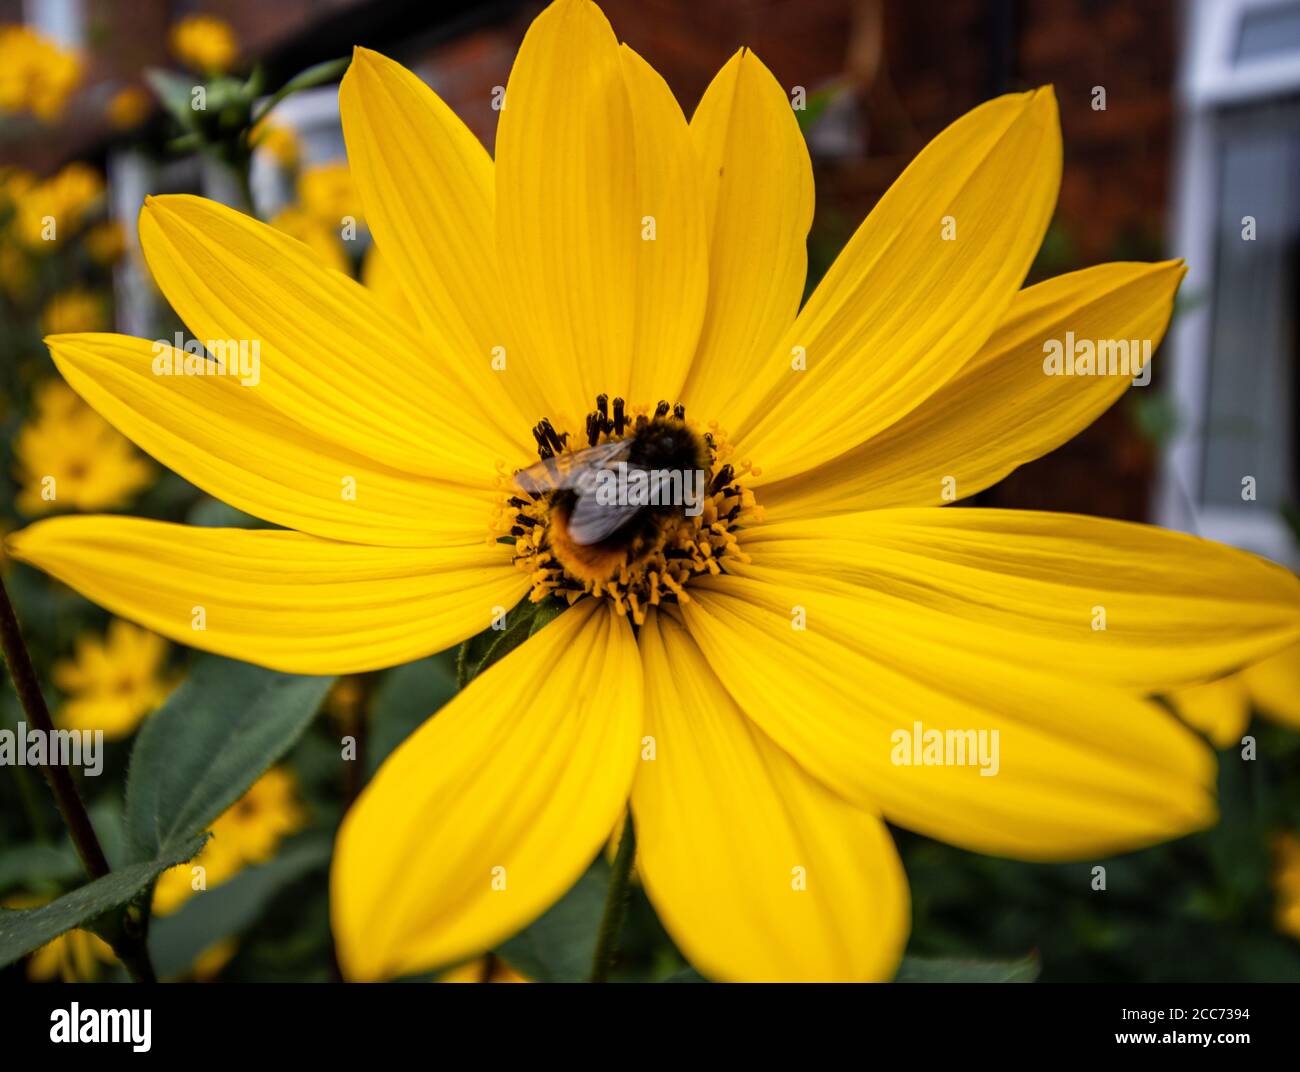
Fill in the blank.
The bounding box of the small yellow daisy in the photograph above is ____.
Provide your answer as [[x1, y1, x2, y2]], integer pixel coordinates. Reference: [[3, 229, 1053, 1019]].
[[106, 85, 151, 130], [169, 14, 238, 75], [297, 162, 362, 230], [14, 381, 153, 516], [52, 619, 173, 739], [0, 25, 81, 121], [153, 768, 306, 915], [3, 895, 117, 981], [40, 288, 108, 336]]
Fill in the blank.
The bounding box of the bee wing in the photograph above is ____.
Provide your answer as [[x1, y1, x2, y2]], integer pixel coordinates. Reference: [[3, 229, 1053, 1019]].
[[513, 439, 632, 496], [566, 467, 685, 546], [565, 494, 645, 546]]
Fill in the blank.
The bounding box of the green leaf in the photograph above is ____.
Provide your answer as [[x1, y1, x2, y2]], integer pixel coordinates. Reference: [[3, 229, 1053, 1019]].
[[0, 833, 206, 968], [895, 953, 1040, 983], [1129, 392, 1180, 448], [1280, 503, 1300, 548], [496, 860, 610, 982], [367, 653, 456, 776], [252, 57, 349, 123], [187, 497, 270, 528], [0, 657, 330, 968], [124, 655, 333, 863], [149, 836, 331, 979], [455, 596, 565, 689], [145, 68, 201, 132], [0, 843, 80, 894]]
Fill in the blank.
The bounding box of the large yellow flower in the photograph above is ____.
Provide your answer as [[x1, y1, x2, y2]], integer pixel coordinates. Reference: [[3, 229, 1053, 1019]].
[[7, 0, 1300, 981]]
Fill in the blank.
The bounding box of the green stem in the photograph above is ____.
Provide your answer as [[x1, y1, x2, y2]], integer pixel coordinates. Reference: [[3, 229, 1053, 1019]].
[[251, 57, 349, 124], [233, 151, 256, 217], [590, 812, 636, 983], [0, 575, 155, 983]]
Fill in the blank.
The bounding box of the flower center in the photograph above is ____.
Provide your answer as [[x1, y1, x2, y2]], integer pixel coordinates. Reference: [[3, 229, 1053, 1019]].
[[491, 395, 763, 624]]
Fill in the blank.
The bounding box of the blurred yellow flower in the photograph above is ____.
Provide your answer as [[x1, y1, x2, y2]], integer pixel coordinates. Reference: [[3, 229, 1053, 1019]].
[[252, 118, 300, 169], [3, 895, 118, 981], [52, 619, 173, 738], [0, 26, 81, 121], [190, 938, 238, 980], [30, 928, 116, 981], [41, 288, 108, 335], [153, 768, 306, 915], [297, 162, 362, 229], [169, 14, 238, 74], [440, 956, 530, 983], [1274, 832, 1300, 941], [1168, 642, 1300, 748], [0, 241, 33, 300], [14, 381, 154, 516], [271, 206, 348, 275], [106, 85, 151, 130], [84, 220, 127, 265], [13, 162, 104, 249], [0, 164, 36, 208], [0, 520, 14, 578]]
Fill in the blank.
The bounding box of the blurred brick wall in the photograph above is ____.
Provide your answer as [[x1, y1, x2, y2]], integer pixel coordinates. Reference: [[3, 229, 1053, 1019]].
[[411, 0, 1178, 521], [2, 0, 1178, 520]]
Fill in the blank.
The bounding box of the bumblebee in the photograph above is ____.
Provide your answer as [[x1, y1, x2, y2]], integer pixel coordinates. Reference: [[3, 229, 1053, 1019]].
[[514, 410, 711, 583]]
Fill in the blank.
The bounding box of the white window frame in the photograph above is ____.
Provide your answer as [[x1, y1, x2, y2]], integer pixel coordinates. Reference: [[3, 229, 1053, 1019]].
[[23, 0, 84, 49], [1158, 0, 1300, 566]]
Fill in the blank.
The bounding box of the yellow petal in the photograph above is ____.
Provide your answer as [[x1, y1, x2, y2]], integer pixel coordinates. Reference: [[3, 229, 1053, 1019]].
[[495, 0, 706, 413], [738, 509, 1300, 690], [762, 260, 1186, 519], [340, 48, 536, 452], [680, 48, 813, 420], [332, 600, 641, 980], [620, 44, 708, 404], [1167, 675, 1251, 749], [1242, 641, 1300, 728], [47, 333, 495, 547], [495, 0, 630, 413], [7, 515, 526, 674], [732, 88, 1062, 482], [682, 575, 1216, 860], [633, 608, 908, 981], [360, 241, 415, 325], [138, 194, 515, 475]]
